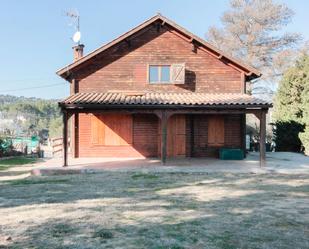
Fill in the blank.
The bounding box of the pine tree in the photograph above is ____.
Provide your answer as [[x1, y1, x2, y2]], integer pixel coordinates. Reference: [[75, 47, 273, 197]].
[[206, 0, 301, 96]]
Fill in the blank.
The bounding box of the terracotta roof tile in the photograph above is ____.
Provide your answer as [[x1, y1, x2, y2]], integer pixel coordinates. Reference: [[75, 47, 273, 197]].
[[59, 92, 271, 108]]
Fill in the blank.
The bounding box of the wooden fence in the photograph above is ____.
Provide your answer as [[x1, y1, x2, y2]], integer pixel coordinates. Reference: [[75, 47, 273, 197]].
[[51, 137, 63, 156]]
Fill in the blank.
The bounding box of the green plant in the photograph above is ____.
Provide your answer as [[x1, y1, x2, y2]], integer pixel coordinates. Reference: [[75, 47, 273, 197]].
[[273, 121, 304, 152]]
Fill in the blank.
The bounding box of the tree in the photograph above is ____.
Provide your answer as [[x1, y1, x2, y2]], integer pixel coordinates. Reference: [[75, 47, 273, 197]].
[[0, 95, 62, 137], [49, 117, 63, 138], [273, 58, 306, 121], [274, 54, 309, 153], [206, 0, 301, 96], [298, 55, 309, 154]]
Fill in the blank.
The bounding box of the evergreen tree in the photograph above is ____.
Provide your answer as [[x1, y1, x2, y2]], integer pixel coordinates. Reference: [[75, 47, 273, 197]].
[[274, 54, 309, 153], [298, 56, 309, 154], [273, 57, 307, 121]]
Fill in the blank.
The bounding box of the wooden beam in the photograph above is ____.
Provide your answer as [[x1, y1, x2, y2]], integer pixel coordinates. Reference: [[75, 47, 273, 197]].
[[125, 39, 131, 48], [241, 72, 246, 94], [71, 114, 75, 158], [192, 42, 197, 53], [190, 115, 194, 157], [74, 113, 79, 158], [156, 22, 161, 32], [259, 110, 266, 167], [241, 113, 246, 158], [62, 110, 69, 167], [61, 106, 271, 115], [160, 111, 168, 165]]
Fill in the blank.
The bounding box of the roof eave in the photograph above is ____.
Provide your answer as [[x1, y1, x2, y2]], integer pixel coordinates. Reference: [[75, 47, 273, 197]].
[[59, 103, 272, 110]]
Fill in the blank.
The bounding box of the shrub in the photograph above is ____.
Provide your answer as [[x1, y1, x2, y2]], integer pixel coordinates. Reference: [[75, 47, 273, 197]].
[[299, 127, 309, 155], [273, 121, 304, 152], [0, 137, 13, 157]]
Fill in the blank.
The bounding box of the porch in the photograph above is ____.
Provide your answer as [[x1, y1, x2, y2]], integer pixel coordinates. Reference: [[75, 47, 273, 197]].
[[59, 92, 271, 167], [31, 152, 309, 175]]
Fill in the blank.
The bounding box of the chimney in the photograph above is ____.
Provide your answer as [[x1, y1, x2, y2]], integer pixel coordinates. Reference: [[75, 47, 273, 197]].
[[72, 44, 84, 61]]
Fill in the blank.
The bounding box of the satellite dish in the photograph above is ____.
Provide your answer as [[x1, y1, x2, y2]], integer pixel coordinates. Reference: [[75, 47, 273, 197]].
[[73, 31, 81, 43]]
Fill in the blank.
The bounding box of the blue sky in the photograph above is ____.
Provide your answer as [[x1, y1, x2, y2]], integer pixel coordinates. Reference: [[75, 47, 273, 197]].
[[0, 0, 308, 99]]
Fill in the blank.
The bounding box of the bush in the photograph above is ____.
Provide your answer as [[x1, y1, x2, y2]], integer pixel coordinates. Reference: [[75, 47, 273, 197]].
[[273, 121, 305, 152], [0, 137, 13, 157], [299, 127, 309, 155]]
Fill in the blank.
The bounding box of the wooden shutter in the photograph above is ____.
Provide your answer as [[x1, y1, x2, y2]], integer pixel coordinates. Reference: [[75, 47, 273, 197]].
[[171, 64, 185, 84], [91, 114, 132, 145], [208, 116, 225, 146]]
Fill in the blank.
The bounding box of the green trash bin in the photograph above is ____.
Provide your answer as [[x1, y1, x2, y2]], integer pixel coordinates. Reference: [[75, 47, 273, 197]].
[[219, 148, 244, 160]]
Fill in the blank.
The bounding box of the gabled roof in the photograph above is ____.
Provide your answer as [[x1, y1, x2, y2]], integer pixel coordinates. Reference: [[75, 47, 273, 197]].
[[56, 14, 261, 80], [59, 92, 271, 108]]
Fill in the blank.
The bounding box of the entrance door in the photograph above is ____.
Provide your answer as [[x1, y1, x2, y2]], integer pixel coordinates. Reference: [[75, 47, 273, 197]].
[[167, 115, 186, 157]]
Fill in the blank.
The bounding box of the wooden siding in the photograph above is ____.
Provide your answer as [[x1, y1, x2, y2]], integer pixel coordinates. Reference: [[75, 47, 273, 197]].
[[132, 114, 158, 157], [71, 24, 245, 159], [78, 113, 242, 158], [186, 114, 242, 157], [78, 113, 158, 157], [208, 115, 225, 146], [91, 114, 133, 145], [76, 25, 242, 93]]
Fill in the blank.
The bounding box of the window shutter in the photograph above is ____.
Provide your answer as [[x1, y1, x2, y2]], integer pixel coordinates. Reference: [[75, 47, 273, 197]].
[[91, 114, 133, 146], [171, 64, 185, 84]]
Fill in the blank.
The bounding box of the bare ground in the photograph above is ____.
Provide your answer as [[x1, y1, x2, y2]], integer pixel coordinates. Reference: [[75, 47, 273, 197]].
[[0, 169, 308, 249]]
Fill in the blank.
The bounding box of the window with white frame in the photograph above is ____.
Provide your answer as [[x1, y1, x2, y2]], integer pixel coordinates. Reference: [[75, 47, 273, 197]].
[[148, 64, 185, 84], [149, 65, 171, 83]]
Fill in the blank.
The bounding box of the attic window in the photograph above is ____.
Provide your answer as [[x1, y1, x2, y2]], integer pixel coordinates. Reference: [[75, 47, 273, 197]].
[[149, 64, 185, 84], [149, 65, 171, 83]]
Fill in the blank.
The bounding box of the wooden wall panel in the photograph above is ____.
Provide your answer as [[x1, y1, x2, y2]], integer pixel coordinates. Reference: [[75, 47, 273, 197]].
[[133, 114, 158, 157], [76, 25, 242, 94], [192, 114, 242, 157], [79, 113, 158, 157], [208, 116, 225, 146], [225, 115, 242, 148], [91, 114, 132, 146], [77, 113, 242, 158]]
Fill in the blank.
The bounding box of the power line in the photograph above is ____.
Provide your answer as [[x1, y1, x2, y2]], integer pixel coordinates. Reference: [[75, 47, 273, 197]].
[[0, 82, 67, 93], [0, 77, 63, 83]]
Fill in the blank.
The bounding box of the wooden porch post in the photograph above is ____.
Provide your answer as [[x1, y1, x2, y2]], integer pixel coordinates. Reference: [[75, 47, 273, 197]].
[[259, 110, 267, 167], [190, 115, 194, 157], [62, 109, 68, 167], [161, 111, 168, 165]]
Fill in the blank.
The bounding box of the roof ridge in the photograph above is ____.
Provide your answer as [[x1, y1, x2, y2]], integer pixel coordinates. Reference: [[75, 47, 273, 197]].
[[56, 14, 261, 79]]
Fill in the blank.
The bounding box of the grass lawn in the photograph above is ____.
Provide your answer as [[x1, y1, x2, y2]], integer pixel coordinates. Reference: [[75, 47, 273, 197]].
[[0, 156, 37, 171], [0, 171, 308, 248]]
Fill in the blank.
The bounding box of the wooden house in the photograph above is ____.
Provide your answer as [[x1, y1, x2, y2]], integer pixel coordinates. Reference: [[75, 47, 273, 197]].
[[57, 14, 271, 166]]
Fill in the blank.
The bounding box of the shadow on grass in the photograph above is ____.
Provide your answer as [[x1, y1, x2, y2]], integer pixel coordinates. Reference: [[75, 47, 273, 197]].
[[1, 172, 309, 249]]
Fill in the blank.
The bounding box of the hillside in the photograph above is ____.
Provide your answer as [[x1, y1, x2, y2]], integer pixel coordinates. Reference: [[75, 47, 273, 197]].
[[0, 95, 62, 138]]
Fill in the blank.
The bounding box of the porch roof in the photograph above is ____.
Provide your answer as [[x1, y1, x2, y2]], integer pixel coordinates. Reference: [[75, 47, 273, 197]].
[[59, 92, 271, 109]]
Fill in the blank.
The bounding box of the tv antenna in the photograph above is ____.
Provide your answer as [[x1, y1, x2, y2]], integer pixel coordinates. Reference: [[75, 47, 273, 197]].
[[65, 9, 81, 44]]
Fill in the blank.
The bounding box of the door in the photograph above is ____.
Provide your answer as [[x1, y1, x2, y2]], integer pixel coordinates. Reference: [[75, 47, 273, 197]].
[[167, 115, 186, 157], [207, 115, 225, 146]]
